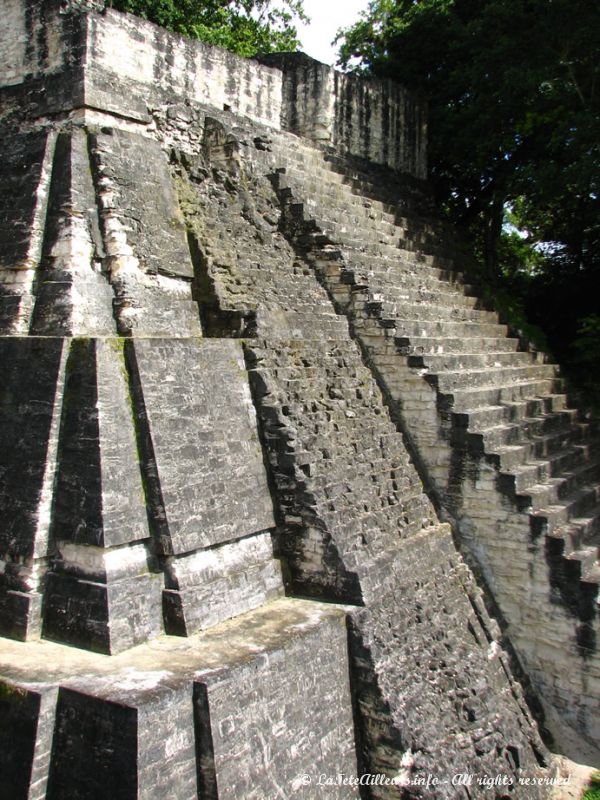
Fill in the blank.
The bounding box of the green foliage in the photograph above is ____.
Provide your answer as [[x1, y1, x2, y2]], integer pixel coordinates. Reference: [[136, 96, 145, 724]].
[[108, 0, 307, 57], [583, 771, 600, 800], [337, 0, 600, 404]]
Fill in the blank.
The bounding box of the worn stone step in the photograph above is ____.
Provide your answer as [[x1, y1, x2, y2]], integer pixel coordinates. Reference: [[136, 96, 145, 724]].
[[362, 299, 499, 325], [342, 258, 477, 295], [444, 378, 560, 413], [517, 458, 600, 511], [395, 335, 519, 358], [530, 482, 600, 537], [410, 350, 534, 373], [493, 438, 592, 475], [582, 560, 600, 584], [339, 262, 473, 297], [465, 409, 580, 454], [274, 166, 397, 226], [499, 440, 597, 491], [566, 548, 600, 578], [453, 398, 574, 431], [388, 318, 509, 340], [430, 363, 559, 392], [468, 422, 526, 451], [492, 426, 590, 472], [341, 255, 467, 286], [370, 285, 490, 313], [548, 506, 600, 556]]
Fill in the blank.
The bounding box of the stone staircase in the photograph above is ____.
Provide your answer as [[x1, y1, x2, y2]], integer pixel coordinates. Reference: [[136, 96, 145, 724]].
[[262, 139, 600, 589], [240, 128, 600, 750]]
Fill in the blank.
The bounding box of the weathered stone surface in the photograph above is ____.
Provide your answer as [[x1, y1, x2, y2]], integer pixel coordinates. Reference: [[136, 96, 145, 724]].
[[163, 531, 283, 635], [261, 52, 428, 178], [0, 337, 66, 639], [50, 338, 147, 549], [0, 128, 56, 334], [88, 127, 201, 336], [256, 131, 600, 762]]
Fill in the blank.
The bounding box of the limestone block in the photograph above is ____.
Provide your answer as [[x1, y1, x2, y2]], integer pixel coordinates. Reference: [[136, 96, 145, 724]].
[[163, 531, 283, 636]]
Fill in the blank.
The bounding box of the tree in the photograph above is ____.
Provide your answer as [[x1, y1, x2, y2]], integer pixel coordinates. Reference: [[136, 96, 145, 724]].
[[338, 0, 600, 398], [337, 0, 599, 275], [108, 0, 308, 57]]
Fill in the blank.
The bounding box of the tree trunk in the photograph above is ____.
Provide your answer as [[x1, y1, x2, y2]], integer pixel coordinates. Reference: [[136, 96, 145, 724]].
[[483, 193, 504, 284]]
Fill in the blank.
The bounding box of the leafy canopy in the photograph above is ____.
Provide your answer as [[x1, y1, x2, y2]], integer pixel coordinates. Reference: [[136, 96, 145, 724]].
[[108, 0, 308, 57], [338, 0, 599, 269]]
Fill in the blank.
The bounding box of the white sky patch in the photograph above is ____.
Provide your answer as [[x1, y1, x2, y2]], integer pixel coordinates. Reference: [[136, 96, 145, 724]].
[[296, 0, 370, 65]]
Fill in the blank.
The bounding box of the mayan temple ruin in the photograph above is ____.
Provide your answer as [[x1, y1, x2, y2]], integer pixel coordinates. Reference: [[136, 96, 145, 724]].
[[0, 1, 598, 797]]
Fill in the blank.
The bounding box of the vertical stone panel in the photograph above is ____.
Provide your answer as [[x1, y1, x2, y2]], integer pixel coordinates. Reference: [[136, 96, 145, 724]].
[[29, 129, 115, 336], [260, 53, 427, 179], [129, 338, 275, 555], [126, 337, 282, 636], [88, 127, 201, 337], [43, 337, 163, 654], [0, 129, 56, 334], [0, 337, 66, 640]]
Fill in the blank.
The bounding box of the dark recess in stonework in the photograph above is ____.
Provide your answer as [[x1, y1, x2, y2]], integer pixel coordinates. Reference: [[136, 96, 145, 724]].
[[242, 339, 364, 604], [46, 688, 138, 800], [121, 340, 171, 571], [0, 686, 42, 799], [545, 536, 598, 656], [186, 231, 255, 337], [47, 339, 102, 545], [193, 683, 218, 800]]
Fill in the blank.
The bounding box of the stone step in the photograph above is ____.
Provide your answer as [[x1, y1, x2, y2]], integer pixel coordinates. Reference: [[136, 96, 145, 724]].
[[395, 335, 520, 357], [582, 560, 600, 584], [281, 169, 454, 255], [516, 459, 600, 512], [338, 261, 473, 296], [430, 363, 559, 392], [364, 280, 482, 306], [370, 286, 491, 313], [498, 441, 597, 492], [492, 426, 592, 472], [566, 547, 600, 577], [444, 378, 560, 413], [273, 166, 397, 225], [549, 504, 600, 553], [388, 318, 509, 339], [410, 350, 535, 372], [363, 299, 499, 325], [492, 437, 593, 473], [530, 482, 600, 537], [453, 398, 574, 430], [465, 410, 582, 455]]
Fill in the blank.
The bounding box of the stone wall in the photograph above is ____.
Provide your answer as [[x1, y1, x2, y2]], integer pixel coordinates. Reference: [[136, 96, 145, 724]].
[[261, 53, 428, 178], [0, 0, 427, 178]]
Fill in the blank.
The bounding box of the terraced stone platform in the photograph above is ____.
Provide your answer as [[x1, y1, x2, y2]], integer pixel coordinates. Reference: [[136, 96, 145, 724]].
[[0, 1, 595, 796]]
